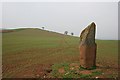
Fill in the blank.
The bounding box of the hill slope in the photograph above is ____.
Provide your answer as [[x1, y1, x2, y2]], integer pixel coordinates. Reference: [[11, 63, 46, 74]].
[[3, 28, 79, 52], [2, 28, 118, 78]]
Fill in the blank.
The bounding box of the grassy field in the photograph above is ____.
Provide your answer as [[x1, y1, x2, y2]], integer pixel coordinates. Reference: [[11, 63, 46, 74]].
[[2, 28, 118, 78]]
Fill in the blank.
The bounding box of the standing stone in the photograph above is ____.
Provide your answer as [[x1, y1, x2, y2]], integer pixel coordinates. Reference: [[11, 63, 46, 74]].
[[79, 22, 97, 69]]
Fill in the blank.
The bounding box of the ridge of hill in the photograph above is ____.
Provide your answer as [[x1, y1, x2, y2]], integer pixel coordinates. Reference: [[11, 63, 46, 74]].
[[2, 28, 77, 37]]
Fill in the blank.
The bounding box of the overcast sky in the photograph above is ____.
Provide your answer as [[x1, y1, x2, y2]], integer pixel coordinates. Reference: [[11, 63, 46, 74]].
[[2, 2, 118, 40]]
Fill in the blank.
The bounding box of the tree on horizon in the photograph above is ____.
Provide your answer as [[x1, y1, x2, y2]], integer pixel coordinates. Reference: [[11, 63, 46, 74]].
[[42, 27, 44, 30], [64, 31, 68, 35], [71, 32, 74, 36]]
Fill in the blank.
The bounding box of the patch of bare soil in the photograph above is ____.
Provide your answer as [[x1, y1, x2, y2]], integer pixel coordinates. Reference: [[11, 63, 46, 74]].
[[3, 62, 118, 78], [7, 64, 53, 78], [69, 63, 80, 71], [58, 67, 65, 74], [1, 30, 14, 33], [80, 70, 92, 75]]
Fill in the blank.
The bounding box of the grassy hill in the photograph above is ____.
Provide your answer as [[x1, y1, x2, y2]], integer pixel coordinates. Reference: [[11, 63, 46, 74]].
[[2, 28, 118, 78]]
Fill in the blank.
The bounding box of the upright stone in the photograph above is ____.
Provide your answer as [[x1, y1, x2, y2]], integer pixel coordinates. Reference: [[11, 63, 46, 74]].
[[79, 22, 97, 69]]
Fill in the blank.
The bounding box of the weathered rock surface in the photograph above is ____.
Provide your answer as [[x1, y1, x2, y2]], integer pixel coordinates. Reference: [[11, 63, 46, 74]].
[[79, 22, 97, 69]]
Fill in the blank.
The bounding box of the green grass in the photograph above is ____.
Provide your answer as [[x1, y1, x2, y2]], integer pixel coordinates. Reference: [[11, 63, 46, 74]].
[[2, 28, 79, 53], [80, 65, 96, 70], [51, 62, 80, 78], [92, 71, 102, 76], [51, 62, 103, 78], [2, 28, 118, 78]]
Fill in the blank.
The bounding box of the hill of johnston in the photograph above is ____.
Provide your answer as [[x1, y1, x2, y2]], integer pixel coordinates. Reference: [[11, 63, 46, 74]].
[[2, 28, 118, 78]]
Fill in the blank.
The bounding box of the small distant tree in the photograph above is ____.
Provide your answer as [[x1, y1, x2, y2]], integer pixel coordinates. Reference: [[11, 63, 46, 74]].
[[42, 27, 44, 30], [71, 32, 74, 36], [64, 31, 68, 35]]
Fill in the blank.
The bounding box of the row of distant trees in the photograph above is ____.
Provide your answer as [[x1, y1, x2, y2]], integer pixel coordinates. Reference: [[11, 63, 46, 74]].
[[41, 27, 74, 36], [64, 31, 74, 36]]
